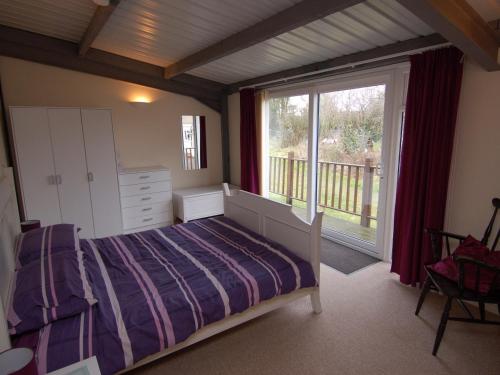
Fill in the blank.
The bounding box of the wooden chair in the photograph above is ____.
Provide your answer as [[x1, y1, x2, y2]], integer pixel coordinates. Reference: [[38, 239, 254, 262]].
[[415, 197, 500, 355]]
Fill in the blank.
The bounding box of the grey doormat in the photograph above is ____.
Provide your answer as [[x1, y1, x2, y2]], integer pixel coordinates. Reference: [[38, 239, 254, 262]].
[[321, 238, 379, 274]]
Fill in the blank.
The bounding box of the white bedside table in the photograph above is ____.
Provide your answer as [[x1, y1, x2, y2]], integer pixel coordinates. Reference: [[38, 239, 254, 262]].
[[47, 356, 101, 375]]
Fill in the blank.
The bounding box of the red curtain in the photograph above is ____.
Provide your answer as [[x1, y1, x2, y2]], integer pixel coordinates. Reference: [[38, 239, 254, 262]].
[[391, 47, 464, 286], [199, 116, 207, 169], [240, 88, 260, 194]]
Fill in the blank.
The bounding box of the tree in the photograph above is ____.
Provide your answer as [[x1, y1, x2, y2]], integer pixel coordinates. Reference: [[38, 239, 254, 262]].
[[268, 86, 385, 163]]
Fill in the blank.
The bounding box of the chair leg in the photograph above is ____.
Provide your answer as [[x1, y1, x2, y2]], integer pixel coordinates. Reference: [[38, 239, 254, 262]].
[[433, 297, 453, 356], [479, 302, 486, 321], [415, 276, 432, 316], [457, 299, 474, 319]]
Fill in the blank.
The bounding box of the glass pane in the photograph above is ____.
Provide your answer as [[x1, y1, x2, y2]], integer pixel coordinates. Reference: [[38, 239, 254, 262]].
[[267, 95, 309, 216], [181, 115, 206, 170], [317, 85, 385, 244]]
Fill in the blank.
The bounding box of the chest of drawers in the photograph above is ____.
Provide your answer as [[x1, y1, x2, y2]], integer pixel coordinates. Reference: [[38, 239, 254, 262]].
[[119, 166, 172, 233]]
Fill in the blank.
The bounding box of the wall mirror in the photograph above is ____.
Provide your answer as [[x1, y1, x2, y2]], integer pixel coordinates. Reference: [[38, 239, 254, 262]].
[[181, 115, 207, 170]]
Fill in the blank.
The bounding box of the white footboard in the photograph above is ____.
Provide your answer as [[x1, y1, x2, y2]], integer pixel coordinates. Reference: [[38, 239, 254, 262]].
[[222, 184, 323, 285]]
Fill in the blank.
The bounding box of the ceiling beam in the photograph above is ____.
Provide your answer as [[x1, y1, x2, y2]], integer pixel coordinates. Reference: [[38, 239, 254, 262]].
[[396, 0, 500, 71], [228, 33, 447, 93], [163, 0, 364, 79], [79, 0, 121, 56], [489, 19, 500, 41], [0, 26, 226, 112]]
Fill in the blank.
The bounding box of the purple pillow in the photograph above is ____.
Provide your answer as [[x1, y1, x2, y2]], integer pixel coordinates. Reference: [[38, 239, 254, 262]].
[[7, 250, 97, 335], [15, 224, 80, 269]]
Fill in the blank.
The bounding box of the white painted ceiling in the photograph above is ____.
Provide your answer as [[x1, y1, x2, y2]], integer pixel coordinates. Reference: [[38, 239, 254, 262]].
[[0, 0, 495, 84], [189, 0, 434, 83], [93, 0, 433, 83], [0, 0, 96, 42]]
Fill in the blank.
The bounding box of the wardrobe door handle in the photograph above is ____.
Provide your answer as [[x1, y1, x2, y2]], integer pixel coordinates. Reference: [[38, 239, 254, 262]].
[[48, 175, 56, 185], [87, 172, 94, 182], [56, 175, 62, 185]]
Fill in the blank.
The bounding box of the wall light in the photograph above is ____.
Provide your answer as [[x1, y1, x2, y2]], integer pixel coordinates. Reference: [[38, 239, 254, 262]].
[[129, 95, 152, 108], [92, 0, 110, 6]]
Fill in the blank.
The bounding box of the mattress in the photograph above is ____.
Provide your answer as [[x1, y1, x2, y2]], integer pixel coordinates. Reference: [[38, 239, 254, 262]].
[[13, 217, 316, 374]]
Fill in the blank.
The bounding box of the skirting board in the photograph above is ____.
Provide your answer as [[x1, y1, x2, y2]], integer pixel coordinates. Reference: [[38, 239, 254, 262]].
[[118, 287, 318, 373]]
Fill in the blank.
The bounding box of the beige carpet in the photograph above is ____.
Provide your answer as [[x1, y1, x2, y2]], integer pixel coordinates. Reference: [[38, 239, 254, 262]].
[[131, 263, 500, 375]]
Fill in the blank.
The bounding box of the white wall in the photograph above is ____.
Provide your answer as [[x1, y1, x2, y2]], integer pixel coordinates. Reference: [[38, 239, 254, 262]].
[[0, 57, 222, 190], [228, 92, 241, 186], [445, 59, 500, 241]]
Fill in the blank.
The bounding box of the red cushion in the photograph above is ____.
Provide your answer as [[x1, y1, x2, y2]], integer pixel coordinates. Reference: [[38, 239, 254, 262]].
[[429, 236, 499, 294], [483, 252, 500, 291], [453, 235, 490, 258], [485, 251, 500, 266]]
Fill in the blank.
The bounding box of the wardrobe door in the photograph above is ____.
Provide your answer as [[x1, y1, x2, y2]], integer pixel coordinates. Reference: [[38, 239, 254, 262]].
[[47, 108, 95, 238], [10, 107, 62, 225], [81, 109, 122, 237]]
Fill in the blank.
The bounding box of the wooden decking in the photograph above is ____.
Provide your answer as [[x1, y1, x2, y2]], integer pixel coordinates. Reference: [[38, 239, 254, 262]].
[[268, 192, 377, 243], [290, 206, 377, 243]]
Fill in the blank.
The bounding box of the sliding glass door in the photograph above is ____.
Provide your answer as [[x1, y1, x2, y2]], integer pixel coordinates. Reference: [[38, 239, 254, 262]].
[[264, 68, 407, 257], [317, 84, 386, 251], [266, 93, 309, 214]]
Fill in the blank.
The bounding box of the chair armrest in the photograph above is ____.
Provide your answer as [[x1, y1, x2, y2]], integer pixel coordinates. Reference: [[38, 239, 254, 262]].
[[455, 256, 500, 294], [426, 228, 467, 261], [426, 228, 467, 241]]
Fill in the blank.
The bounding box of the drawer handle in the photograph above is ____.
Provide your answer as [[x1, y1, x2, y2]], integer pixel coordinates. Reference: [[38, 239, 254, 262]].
[[142, 207, 152, 212], [140, 186, 151, 190], [139, 175, 150, 179], [143, 217, 153, 222], [141, 197, 152, 201]]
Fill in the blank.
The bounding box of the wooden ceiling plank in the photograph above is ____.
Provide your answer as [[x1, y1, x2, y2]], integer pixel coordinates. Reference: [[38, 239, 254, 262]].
[[163, 0, 364, 79], [396, 0, 500, 71], [228, 33, 447, 92], [79, 0, 121, 57]]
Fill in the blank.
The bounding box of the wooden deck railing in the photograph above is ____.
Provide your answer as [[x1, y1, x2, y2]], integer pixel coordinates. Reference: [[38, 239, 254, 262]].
[[269, 153, 377, 227], [184, 147, 197, 170]]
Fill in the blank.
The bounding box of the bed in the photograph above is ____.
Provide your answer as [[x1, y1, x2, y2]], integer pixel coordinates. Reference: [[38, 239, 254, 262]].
[[0, 168, 323, 374]]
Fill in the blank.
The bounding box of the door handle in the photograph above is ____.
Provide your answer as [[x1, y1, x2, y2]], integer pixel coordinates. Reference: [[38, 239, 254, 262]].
[[375, 163, 384, 178], [87, 172, 94, 182], [140, 186, 151, 190], [56, 175, 62, 184], [48, 175, 56, 185]]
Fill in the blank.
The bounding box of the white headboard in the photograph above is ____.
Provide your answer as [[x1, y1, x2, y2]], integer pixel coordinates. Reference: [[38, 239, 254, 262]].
[[0, 167, 21, 352], [222, 184, 323, 279]]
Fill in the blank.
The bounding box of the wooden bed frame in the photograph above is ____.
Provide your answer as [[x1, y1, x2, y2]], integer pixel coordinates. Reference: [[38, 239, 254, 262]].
[[0, 171, 323, 372]]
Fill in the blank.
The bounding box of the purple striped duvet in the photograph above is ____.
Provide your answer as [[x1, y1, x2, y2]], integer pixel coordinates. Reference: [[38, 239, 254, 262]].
[[13, 217, 316, 375]]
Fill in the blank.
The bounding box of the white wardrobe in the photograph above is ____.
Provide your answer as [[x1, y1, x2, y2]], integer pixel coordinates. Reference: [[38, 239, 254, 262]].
[[10, 107, 122, 238]]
